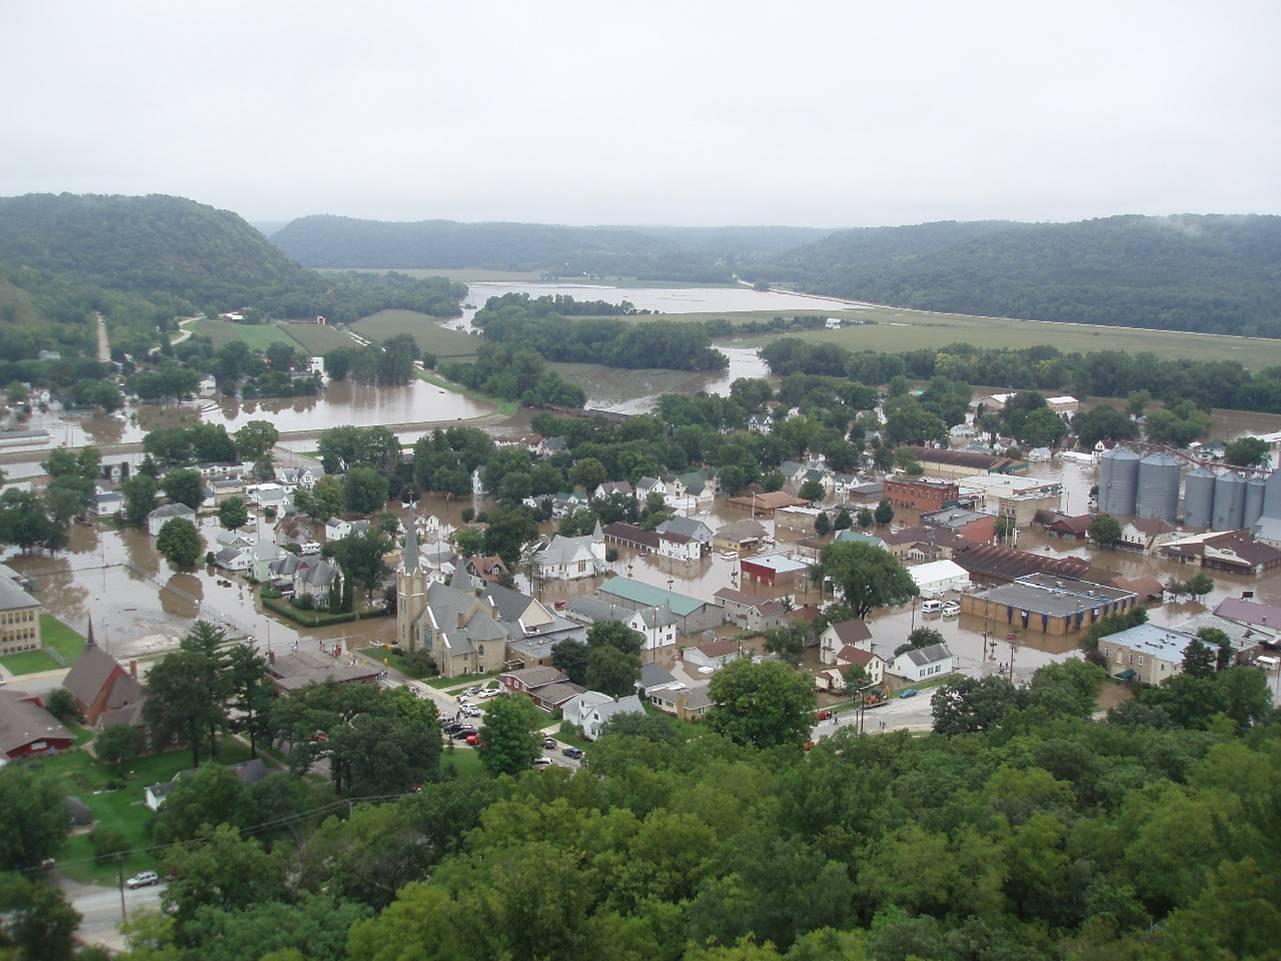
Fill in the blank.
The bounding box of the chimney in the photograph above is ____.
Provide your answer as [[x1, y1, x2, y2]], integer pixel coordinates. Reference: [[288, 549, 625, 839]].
[[129, 660, 137, 679]]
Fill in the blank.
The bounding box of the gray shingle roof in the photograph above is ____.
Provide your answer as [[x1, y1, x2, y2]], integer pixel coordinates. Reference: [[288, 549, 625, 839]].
[[0, 576, 39, 612], [904, 643, 953, 666]]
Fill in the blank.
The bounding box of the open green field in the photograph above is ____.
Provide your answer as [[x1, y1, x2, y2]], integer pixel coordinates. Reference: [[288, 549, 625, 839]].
[[41, 613, 86, 662], [46, 741, 255, 884], [278, 322, 353, 355], [638, 304, 1281, 369], [353, 309, 482, 359], [1, 648, 61, 675], [195, 318, 301, 351], [440, 747, 485, 780]]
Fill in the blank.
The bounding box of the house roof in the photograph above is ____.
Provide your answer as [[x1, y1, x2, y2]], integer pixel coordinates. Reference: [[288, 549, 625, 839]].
[[828, 619, 872, 646], [266, 651, 382, 691], [0, 691, 72, 755], [537, 533, 601, 566], [62, 646, 124, 707], [0, 575, 39, 612], [591, 695, 644, 726], [1045, 513, 1093, 534], [837, 645, 881, 666], [834, 531, 887, 548], [694, 639, 739, 658], [1125, 517, 1175, 537], [600, 577, 704, 617], [533, 681, 588, 706], [1103, 624, 1196, 662], [149, 503, 195, 521], [902, 643, 953, 666], [639, 662, 678, 689], [657, 516, 712, 539], [1113, 575, 1166, 600], [1213, 596, 1281, 628], [503, 665, 568, 689], [715, 519, 768, 541], [952, 544, 1091, 583], [602, 522, 660, 549]]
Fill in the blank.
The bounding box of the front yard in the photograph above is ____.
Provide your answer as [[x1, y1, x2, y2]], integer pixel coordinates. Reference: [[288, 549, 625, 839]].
[[43, 741, 254, 885]]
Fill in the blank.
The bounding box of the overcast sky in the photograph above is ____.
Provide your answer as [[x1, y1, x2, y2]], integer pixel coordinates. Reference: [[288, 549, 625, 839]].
[[3, 1, 1279, 227]]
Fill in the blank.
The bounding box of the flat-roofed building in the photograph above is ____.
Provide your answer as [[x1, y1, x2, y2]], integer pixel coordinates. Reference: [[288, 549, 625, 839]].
[[959, 574, 1137, 636], [884, 477, 959, 512], [1098, 624, 1195, 685], [0, 577, 42, 656]]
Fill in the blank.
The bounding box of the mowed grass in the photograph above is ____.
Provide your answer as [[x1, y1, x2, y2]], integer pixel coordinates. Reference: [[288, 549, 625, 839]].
[[278, 322, 355, 355], [41, 613, 86, 662], [353, 310, 481, 359], [649, 304, 1281, 370], [195, 318, 301, 351], [1, 648, 61, 675], [45, 741, 255, 884]]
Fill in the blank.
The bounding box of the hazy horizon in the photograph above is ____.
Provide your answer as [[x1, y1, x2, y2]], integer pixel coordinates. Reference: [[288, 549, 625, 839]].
[[4, 1, 1279, 227]]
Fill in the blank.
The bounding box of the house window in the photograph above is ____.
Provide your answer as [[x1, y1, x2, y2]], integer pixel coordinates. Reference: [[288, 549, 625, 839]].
[[478, 645, 485, 656], [1138, 656, 1144, 665]]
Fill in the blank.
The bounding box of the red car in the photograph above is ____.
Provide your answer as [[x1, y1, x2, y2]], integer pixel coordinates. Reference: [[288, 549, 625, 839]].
[[465, 734, 479, 746]]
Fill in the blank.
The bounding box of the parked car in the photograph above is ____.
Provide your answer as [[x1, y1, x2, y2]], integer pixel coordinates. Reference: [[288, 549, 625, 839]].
[[480, 688, 502, 699], [126, 871, 159, 889], [444, 722, 465, 734], [465, 733, 479, 746], [452, 727, 478, 739], [941, 601, 961, 617], [920, 599, 943, 614], [899, 689, 919, 699], [815, 709, 831, 721], [532, 757, 553, 767], [562, 746, 584, 760], [543, 737, 557, 749]]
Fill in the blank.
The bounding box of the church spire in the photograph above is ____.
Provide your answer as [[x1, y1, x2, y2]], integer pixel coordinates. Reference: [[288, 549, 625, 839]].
[[86, 615, 96, 648], [402, 518, 419, 573]]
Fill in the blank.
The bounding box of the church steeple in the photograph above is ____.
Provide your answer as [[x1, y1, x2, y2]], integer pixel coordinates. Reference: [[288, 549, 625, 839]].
[[86, 615, 96, 648], [402, 519, 419, 573]]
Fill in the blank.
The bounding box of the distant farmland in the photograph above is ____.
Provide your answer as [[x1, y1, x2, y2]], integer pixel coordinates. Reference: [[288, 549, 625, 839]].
[[604, 304, 1281, 370]]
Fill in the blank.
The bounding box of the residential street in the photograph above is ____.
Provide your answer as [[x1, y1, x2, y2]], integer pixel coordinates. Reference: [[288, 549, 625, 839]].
[[812, 687, 941, 741], [61, 877, 165, 952]]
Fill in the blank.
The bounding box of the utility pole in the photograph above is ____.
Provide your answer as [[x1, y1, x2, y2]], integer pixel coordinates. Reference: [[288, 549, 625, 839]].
[[116, 854, 127, 923]]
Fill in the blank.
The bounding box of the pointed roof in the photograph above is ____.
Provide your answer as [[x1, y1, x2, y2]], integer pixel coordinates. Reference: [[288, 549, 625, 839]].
[[402, 520, 419, 573], [448, 563, 471, 591], [86, 616, 96, 648], [592, 518, 603, 540]]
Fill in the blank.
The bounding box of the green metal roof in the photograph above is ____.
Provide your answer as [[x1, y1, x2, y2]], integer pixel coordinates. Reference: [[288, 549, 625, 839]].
[[600, 576, 704, 617]]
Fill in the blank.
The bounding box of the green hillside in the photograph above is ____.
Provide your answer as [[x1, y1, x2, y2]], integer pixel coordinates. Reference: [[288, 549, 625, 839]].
[[0, 193, 466, 361], [750, 214, 1281, 337]]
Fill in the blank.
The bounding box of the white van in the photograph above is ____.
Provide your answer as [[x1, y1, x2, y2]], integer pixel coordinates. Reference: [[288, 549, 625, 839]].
[[920, 599, 943, 614], [1256, 655, 1280, 671]]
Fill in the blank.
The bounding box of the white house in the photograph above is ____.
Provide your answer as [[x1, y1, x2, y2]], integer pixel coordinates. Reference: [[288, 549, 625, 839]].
[[92, 491, 123, 518], [562, 597, 678, 651], [636, 477, 666, 499], [889, 643, 956, 683], [250, 542, 285, 582], [682, 639, 743, 673], [908, 559, 971, 597], [835, 646, 886, 686], [580, 695, 645, 740], [213, 546, 253, 573], [819, 618, 873, 665], [593, 480, 634, 501], [214, 528, 255, 550], [147, 503, 196, 537], [325, 517, 353, 542], [656, 516, 714, 546], [657, 532, 701, 562], [534, 524, 607, 580]]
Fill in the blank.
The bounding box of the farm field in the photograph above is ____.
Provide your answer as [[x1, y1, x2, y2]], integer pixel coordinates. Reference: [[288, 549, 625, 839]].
[[608, 304, 1281, 370], [352, 309, 481, 358], [195, 318, 301, 351], [278, 322, 354, 354]]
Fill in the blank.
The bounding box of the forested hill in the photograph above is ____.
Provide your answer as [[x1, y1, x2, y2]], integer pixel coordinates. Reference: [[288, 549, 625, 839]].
[[0, 194, 465, 361], [750, 214, 1281, 337], [271, 215, 765, 281], [0, 193, 306, 305]]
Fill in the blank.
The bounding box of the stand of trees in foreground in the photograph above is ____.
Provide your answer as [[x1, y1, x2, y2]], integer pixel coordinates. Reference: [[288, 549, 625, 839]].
[[5, 643, 1279, 961]]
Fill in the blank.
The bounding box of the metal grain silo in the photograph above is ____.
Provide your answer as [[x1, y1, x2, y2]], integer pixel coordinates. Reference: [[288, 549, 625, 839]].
[[1136, 452, 1181, 522], [1264, 469, 1281, 520], [1182, 467, 1216, 529], [1100, 447, 1140, 516], [1212, 471, 1247, 530], [1245, 476, 1267, 528]]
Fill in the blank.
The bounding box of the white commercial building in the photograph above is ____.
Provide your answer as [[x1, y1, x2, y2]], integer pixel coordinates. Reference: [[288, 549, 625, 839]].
[[908, 559, 971, 597]]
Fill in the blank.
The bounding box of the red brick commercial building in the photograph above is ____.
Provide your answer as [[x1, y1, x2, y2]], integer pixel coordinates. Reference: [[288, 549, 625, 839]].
[[921, 507, 997, 545], [739, 553, 810, 589], [884, 477, 959, 512]]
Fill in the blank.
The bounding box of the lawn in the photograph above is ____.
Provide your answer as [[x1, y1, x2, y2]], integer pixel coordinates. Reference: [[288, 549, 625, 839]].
[[41, 613, 86, 662], [45, 741, 254, 884], [278, 322, 355, 355], [439, 746, 485, 780], [426, 670, 500, 690], [0, 648, 62, 675], [352, 310, 482, 360], [195, 318, 301, 351]]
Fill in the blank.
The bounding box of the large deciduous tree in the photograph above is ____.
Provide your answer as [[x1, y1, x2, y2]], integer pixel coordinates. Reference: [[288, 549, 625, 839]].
[[477, 695, 542, 776], [815, 540, 917, 618], [157, 517, 202, 569], [706, 659, 816, 749]]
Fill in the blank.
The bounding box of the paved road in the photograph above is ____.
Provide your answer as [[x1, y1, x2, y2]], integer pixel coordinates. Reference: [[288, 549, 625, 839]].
[[95, 312, 111, 363], [811, 688, 940, 741], [61, 877, 165, 951]]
